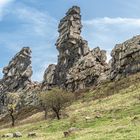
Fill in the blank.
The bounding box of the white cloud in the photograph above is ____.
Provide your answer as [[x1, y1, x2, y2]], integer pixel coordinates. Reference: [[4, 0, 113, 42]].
[[0, 3, 58, 81], [82, 17, 140, 61], [0, 0, 14, 20], [0, 0, 13, 6], [14, 5, 58, 81], [15, 5, 57, 37], [83, 17, 140, 26]]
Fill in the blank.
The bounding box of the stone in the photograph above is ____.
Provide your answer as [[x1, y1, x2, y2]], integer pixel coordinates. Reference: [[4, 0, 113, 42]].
[[63, 131, 69, 137], [63, 127, 80, 137], [68, 127, 80, 133], [13, 131, 22, 137], [85, 116, 91, 122], [2, 133, 13, 138], [28, 132, 37, 137], [110, 35, 140, 80]]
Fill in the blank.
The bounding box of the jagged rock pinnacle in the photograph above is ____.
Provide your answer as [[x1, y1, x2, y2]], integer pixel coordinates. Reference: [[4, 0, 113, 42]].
[[43, 6, 109, 91], [0, 47, 32, 93]]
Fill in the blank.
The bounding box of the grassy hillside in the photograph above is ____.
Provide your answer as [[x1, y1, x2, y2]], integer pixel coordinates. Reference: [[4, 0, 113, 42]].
[[0, 74, 140, 140]]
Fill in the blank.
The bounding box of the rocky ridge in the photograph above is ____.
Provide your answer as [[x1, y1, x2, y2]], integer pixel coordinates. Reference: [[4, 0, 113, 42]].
[[0, 47, 40, 114], [0, 6, 140, 115], [110, 35, 140, 80], [43, 6, 109, 91], [0, 47, 41, 92], [65, 47, 109, 91], [55, 6, 90, 88], [0, 47, 32, 93]]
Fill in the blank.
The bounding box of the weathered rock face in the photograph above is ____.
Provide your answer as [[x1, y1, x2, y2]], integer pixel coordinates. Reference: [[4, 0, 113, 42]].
[[43, 64, 56, 85], [66, 47, 109, 91], [42, 64, 57, 90], [0, 47, 33, 114], [55, 6, 89, 88], [110, 35, 140, 80], [43, 6, 109, 91], [0, 47, 32, 93]]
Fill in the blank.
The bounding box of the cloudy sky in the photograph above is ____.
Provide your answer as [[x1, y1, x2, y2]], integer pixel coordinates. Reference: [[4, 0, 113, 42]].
[[0, 0, 140, 81]]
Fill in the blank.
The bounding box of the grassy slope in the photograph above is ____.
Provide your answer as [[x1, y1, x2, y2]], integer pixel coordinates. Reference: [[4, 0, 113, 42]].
[[0, 74, 140, 140]]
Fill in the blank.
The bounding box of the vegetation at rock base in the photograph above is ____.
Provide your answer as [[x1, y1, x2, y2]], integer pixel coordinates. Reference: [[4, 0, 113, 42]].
[[0, 73, 140, 140], [6, 92, 20, 127], [38, 87, 74, 120]]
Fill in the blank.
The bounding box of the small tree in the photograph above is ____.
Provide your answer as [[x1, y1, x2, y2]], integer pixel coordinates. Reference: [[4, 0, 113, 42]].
[[39, 87, 73, 120], [38, 92, 49, 119], [7, 92, 20, 127]]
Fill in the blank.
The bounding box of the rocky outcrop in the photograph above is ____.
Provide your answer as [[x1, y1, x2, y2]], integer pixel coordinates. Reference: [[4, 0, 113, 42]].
[[43, 6, 109, 91], [41, 64, 56, 90], [0, 47, 33, 114], [110, 35, 140, 80], [1, 5, 140, 118], [66, 47, 109, 91], [0, 47, 32, 93], [55, 6, 89, 88], [43, 64, 56, 85]]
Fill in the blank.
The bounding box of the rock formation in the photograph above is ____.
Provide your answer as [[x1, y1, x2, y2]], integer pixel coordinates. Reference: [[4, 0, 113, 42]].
[[0, 47, 32, 93], [55, 6, 89, 88], [1, 5, 140, 118], [42, 64, 56, 90], [110, 35, 140, 80], [1, 6, 140, 109], [43, 6, 109, 91], [66, 47, 109, 91], [0, 47, 33, 114]]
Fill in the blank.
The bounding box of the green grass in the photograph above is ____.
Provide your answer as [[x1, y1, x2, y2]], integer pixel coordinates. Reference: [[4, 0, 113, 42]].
[[0, 73, 140, 140]]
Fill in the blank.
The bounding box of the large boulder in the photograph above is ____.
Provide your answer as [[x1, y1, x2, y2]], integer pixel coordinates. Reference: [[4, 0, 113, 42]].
[[110, 35, 140, 80], [2, 133, 13, 138], [13, 132, 22, 138]]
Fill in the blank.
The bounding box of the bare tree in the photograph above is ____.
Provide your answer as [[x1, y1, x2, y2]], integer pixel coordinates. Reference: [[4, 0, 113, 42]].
[[38, 92, 49, 119], [7, 92, 20, 127], [39, 87, 73, 120]]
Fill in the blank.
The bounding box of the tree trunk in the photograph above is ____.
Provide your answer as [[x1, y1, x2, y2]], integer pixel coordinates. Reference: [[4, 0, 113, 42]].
[[11, 113, 15, 127], [52, 107, 60, 120], [44, 109, 48, 119], [55, 111, 60, 120]]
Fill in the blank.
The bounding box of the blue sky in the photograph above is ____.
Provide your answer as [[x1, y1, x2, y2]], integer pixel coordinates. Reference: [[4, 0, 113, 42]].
[[0, 0, 140, 81]]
